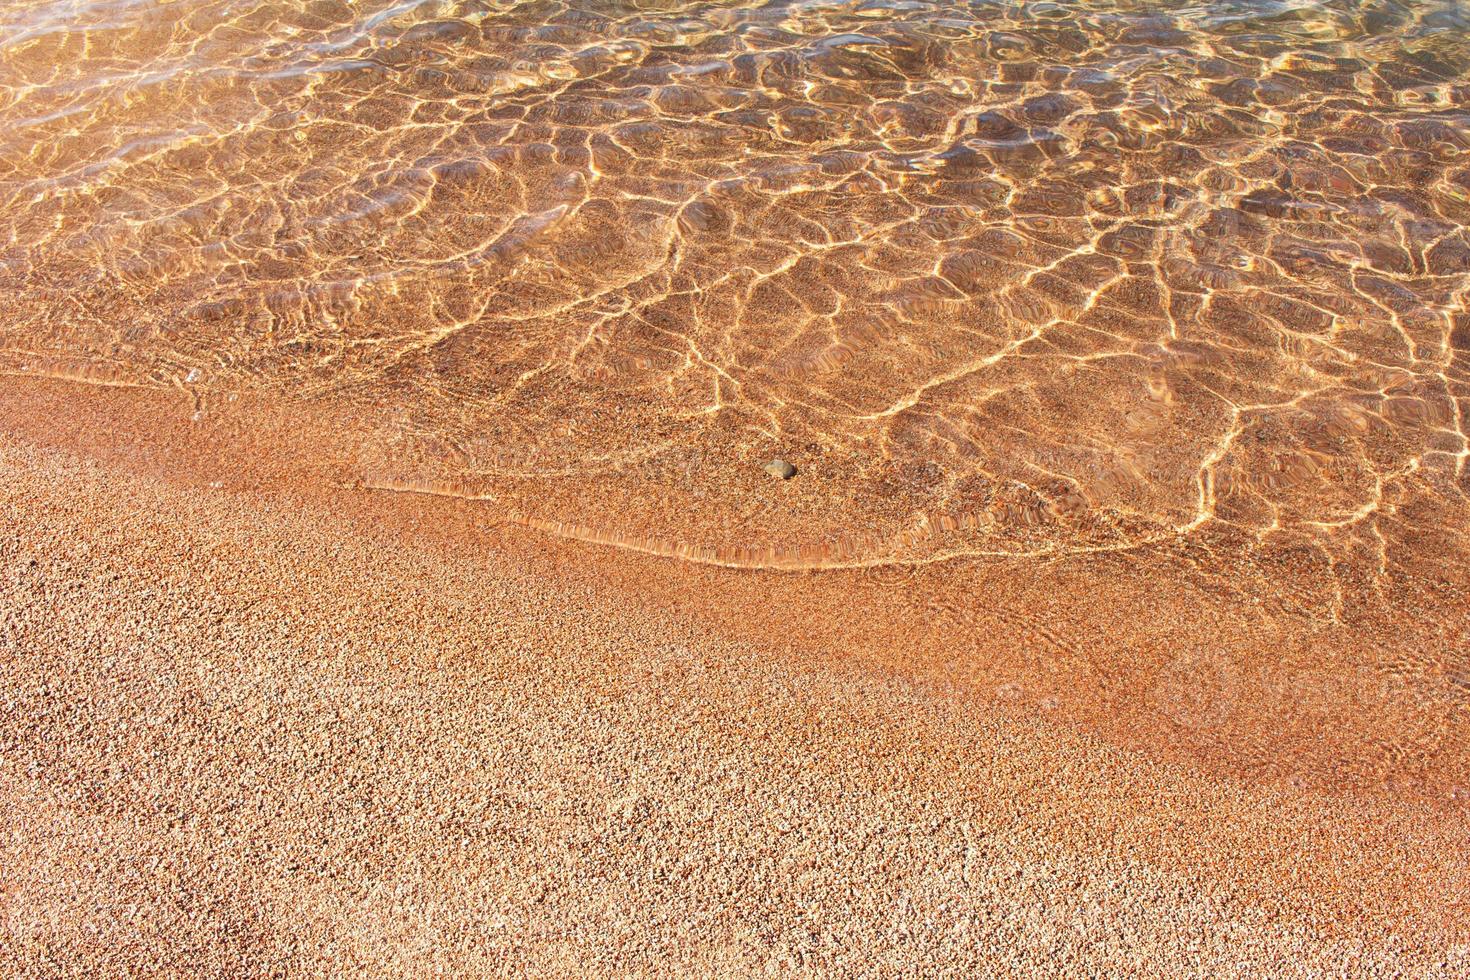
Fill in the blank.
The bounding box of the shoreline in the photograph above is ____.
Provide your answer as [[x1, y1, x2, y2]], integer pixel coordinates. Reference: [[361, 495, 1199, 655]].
[[3, 376, 1468, 972], [4, 375, 1466, 796]]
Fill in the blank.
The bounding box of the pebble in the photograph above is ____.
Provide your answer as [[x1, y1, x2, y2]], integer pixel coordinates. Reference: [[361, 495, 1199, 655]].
[[763, 458, 796, 480]]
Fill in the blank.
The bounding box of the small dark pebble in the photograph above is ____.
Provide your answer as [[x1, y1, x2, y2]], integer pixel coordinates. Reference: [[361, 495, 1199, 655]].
[[763, 458, 797, 480]]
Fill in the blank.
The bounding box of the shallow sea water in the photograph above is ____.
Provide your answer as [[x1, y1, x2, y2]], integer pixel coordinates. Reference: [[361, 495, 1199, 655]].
[[1, 0, 1468, 584]]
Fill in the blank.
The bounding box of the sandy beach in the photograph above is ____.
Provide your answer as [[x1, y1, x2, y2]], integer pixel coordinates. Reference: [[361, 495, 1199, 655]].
[[4, 0, 1470, 972], [4, 378, 1467, 977]]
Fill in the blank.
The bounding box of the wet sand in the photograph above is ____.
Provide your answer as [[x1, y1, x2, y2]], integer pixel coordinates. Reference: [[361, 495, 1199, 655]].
[[4, 378, 1468, 977]]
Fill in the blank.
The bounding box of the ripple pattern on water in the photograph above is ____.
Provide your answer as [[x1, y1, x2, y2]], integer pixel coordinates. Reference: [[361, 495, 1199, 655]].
[[2, 0, 1468, 575]]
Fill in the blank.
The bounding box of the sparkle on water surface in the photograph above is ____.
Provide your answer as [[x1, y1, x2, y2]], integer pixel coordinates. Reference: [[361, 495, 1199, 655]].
[[0, 0, 1467, 581]]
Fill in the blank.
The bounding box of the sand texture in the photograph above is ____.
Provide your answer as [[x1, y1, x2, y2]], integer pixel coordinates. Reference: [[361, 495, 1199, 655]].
[[3, 0, 1470, 973], [3, 379, 1467, 978]]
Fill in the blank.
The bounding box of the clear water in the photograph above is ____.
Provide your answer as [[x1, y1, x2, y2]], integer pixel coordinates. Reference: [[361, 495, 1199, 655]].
[[1, 0, 1467, 577]]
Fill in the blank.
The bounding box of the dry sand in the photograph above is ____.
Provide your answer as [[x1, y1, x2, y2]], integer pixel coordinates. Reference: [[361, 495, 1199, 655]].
[[2, 378, 1468, 977]]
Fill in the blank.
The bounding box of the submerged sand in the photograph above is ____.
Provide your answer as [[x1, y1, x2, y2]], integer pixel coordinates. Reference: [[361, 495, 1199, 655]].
[[3, 379, 1467, 977]]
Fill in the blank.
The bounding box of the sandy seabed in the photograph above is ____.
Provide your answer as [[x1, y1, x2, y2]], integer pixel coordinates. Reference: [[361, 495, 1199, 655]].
[[2, 378, 1467, 978]]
